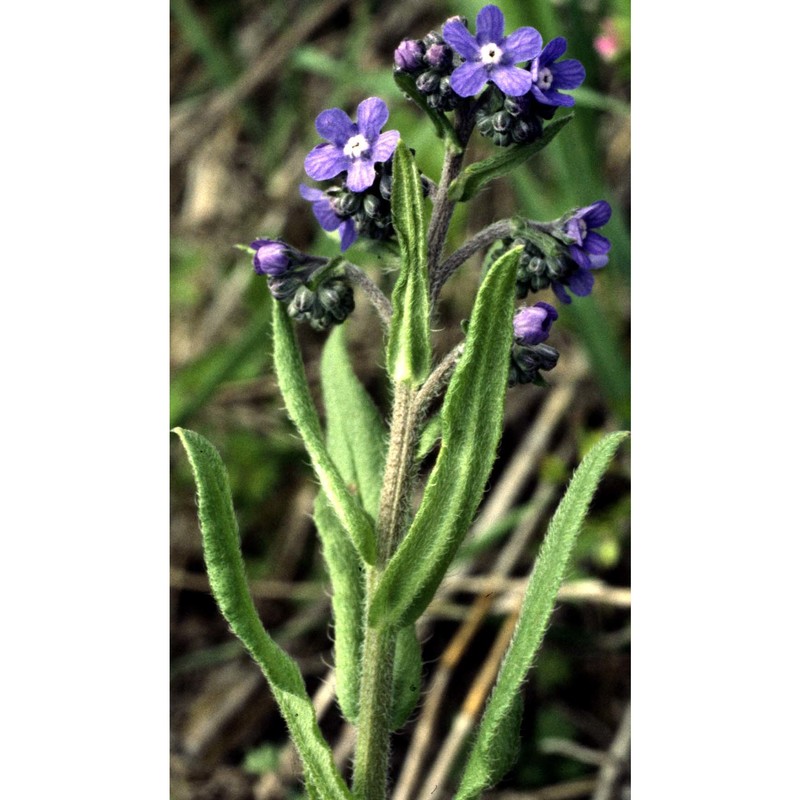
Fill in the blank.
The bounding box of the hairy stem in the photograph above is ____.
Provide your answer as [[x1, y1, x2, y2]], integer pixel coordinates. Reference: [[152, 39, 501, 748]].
[[430, 219, 514, 302], [344, 263, 393, 329], [352, 383, 420, 799], [427, 144, 465, 281]]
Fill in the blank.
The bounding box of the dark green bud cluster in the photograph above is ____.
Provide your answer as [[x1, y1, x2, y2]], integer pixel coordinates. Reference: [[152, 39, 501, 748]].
[[394, 26, 466, 112], [287, 275, 355, 332], [509, 342, 560, 387], [511, 236, 571, 297], [327, 159, 432, 244], [475, 89, 551, 148]]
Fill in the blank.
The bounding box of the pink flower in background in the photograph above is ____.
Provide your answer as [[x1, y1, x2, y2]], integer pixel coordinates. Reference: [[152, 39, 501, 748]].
[[594, 19, 621, 63]]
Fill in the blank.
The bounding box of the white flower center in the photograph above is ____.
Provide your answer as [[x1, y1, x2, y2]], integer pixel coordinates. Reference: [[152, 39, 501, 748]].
[[344, 134, 370, 160], [480, 43, 503, 66], [537, 67, 554, 90]]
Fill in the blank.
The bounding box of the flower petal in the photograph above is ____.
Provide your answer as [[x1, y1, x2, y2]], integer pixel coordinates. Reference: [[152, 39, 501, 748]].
[[357, 97, 389, 141], [568, 245, 591, 269], [315, 108, 357, 146], [312, 199, 341, 232], [490, 64, 532, 96], [371, 130, 400, 163], [588, 253, 609, 269], [299, 184, 325, 202], [540, 37, 567, 67], [502, 27, 542, 63], [442, 19, 480, 60], [476, 4, 504, 46], [450, 61, 489, 97], [346, 158, 376, 192], [567, 268, 594, 296], [583, 231, 611, 255], [304, 143, 349, 181], [551, 280, 572, 304], [551, 58, 586, 90], [339, 219, 357, 251], [584, 200, 612, 228]]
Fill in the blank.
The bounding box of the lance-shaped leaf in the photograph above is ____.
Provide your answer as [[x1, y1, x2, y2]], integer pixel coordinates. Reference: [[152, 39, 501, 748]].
[[172, 428, 354, 800], [320, 325, 386, 520], [369, 247, 522, 629], [314, 326, 387, 721], [393, 70, 462, 152], [386, 141, 432, 387], [272, 301, 377, 565], [447, 114, 574, 203], [454, 431, 629, 800], [312, 494, 363, 722], [390, 625, 422, 730]]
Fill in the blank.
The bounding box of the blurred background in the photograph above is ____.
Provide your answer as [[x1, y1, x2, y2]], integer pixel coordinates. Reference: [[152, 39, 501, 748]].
[[170, 0, 630, 798]]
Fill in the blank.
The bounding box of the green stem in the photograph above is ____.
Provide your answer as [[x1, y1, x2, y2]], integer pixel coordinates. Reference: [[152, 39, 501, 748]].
[[352, 383, 419, 799]]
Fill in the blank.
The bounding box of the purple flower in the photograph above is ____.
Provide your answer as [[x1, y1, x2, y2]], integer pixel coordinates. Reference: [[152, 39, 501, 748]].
[[551, 201, 612, 303], [304, 97, 400, 193], [250, 239, 291, 276], [530, 37, 586, 107], [299, 185, 357, 252], [514, 302, 558, 345], [443, 4, 542, 98]]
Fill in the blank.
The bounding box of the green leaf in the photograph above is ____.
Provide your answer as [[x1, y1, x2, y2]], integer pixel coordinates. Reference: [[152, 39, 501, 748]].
[[313, 493, 364, 723], [393, 70, 462, 151], [390, 625, 422, 730], [320, 325, 387, 519], [272, 301, 377, 565], [172, 428, 354, 800], [369, 247, 522, 629], [313, 325, 387, 721], [453, 431, 629, 800], [386, 141, 432, 386], [447, 114, 574, 203], [415, 411, 442, 462]]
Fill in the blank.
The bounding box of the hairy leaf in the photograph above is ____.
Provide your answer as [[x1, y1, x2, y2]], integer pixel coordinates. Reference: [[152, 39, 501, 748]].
[[314, 326, 387, 721], [172, 428, 353, 800], [320, 325, 387, 519], [454, 431, 629, 800], [369, 248, 522, 629], [386, 141, 432, 387], [313, 494, 364, 723], [390, 625, 422, 730], [447, 114, 574, 203], [272, 301, 377, 565], [415, 411, 442, 462]]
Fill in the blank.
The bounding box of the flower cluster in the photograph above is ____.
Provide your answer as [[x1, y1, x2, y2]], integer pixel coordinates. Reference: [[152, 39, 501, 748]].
[[300, 96, 429, 251], [512, 201, 612, 304], [394, 5, 584, 149], [509, 302, 560, 386], [250, 239, 354, 331]]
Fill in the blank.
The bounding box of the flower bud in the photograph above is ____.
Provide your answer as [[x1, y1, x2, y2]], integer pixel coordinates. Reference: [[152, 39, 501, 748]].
[[416, 70, 440, 95], [514, 302, 559, 345], [250, 239, 291, 276], [394, 39, 424, 71], [425, 42, 452, 70]]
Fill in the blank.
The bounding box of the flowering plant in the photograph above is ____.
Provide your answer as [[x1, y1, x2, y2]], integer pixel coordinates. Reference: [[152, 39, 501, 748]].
[[174, 5, 628, 799]]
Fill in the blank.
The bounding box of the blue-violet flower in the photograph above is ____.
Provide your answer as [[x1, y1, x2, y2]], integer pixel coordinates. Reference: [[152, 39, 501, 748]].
[[551, 201, 612, 303], [250, 239, 291, 276], [514, 302, 558, 345], [304, 97, 400, 193], [443, 4, 542, 97], [530, 37, 586, 107], [299, 185, 357, 251]]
